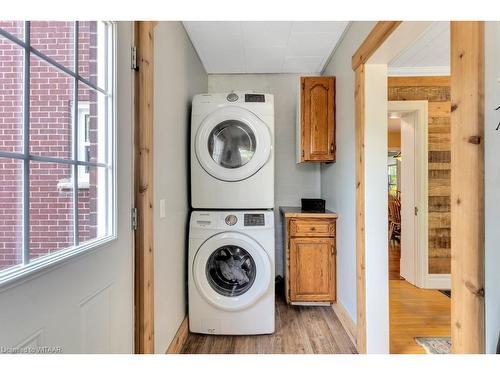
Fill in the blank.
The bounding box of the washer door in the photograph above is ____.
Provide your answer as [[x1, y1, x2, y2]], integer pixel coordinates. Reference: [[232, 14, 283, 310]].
[[195, 106, 272, 182], [193, 232, 272, 311]]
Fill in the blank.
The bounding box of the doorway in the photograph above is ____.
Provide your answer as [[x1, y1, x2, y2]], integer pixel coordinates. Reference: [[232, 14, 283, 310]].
[[387, 101, 428, 289], [353, 21, 485, 353], [387, 101, 452, 354]]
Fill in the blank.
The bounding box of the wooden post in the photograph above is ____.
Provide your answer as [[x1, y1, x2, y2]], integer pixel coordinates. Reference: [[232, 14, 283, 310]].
[[450, 21, 485, 354], [134, 21, 157, 354], [354, 64, 367, 354]]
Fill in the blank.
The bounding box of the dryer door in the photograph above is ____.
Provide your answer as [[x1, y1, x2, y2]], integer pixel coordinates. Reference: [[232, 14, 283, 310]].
[[195, 106, 272, 182], [193, 232, 272, 311]]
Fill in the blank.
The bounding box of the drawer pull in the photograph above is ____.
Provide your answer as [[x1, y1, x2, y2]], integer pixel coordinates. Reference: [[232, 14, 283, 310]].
[[310, 227, 316, 231]]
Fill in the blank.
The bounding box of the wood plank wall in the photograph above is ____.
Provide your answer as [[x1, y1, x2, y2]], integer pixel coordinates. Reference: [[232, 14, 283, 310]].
[[388, 76, 451, 274]]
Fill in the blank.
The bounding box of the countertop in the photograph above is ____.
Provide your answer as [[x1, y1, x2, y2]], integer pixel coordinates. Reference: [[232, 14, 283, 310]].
[[279, 206, 338, 219]]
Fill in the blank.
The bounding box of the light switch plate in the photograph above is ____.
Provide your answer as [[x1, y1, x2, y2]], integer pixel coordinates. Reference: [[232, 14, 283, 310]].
[[159, 199, 166, 219]]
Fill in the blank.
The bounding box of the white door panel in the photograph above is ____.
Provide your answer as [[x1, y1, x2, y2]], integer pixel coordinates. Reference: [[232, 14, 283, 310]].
[[400, 112, 416, 284], [0, 22, 135, 354]]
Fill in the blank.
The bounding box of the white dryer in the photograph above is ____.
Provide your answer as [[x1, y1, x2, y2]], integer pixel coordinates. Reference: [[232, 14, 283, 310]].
[[188, 210, 275, 335], [191, 92, 274, 209]]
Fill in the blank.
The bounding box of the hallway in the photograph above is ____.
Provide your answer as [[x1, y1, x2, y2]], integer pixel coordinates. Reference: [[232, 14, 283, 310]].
[[390, 280, 451, 354]]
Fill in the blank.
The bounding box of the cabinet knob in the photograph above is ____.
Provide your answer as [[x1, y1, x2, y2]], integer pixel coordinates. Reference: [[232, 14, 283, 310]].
[[310, 227, 316, 231], [330, 142, 334, 154]]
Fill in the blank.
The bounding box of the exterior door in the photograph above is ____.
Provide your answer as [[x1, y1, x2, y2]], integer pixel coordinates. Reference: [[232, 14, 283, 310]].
[[195, 106, 272, 181], [0, 23, 135, 353], [289, 237, 336, 302]]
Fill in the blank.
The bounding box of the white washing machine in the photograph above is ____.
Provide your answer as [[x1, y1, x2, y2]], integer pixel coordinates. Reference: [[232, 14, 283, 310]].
[[191, 92, 274, 209], [188, 210, 275, 335]]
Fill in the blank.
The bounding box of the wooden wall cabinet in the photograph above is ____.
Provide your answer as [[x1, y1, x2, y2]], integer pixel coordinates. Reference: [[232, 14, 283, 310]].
[[297, 76, 336, 163], [281, 207, 337, 305]]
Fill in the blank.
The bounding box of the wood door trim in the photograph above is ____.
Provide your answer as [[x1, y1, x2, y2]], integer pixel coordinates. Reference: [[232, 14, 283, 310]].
[[351, 21, 402, 70], [354, 64, 367, 353], [134, 21, 158, 354], [353, 21, 485, 354], [450, 21, 485, 353]]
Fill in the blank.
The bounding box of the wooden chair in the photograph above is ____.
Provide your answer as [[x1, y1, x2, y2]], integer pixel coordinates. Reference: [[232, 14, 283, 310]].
[[388, 196, 401, 242]]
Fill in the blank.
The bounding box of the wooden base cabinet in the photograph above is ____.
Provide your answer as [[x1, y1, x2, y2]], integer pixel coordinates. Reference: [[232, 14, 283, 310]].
[[289, 237, 336, 302], [280, 207, 337, 305]]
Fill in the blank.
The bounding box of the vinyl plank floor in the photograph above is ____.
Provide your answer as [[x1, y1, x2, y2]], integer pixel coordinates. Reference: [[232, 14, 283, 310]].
[[180, 294, 357, 354]]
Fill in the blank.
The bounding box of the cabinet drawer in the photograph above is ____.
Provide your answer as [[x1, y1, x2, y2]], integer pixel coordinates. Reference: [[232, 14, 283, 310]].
[[289, 219, 335, 237]]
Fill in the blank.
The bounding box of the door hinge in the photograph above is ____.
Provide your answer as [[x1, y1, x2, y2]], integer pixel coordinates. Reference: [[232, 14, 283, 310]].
[[131, 46, 138, 71], [414, 206, 418, 216], [131, 207, 138, 231]]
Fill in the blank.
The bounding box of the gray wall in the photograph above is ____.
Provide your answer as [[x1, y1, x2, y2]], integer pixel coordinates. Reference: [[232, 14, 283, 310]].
[[320, 22, 376, 322], [485, 21, 500, 354], [153, 22, 207, 353], [208, 74, 321, 276]]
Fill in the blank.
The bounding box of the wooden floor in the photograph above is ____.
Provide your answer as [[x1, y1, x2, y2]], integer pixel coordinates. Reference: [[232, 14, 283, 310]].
[[180, 294, 357, 354], [389, 241, 403, 280], [390, 280, 451, 354]]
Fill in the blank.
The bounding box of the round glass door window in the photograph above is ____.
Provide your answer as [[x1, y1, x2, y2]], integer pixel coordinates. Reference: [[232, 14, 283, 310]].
[[206, 245, 256, 297], [208, 120, 256, 169]]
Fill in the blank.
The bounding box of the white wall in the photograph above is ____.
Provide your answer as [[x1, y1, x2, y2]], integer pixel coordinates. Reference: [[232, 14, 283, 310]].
[[485, 21, 500, 354], [208, 74, 321, 276], [320, 22, 376, 323], [153, 22, 207, 353], [363, 64, 389, 353]]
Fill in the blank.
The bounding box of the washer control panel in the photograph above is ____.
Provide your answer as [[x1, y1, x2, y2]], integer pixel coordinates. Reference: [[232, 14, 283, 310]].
[[190, 211, 273, 231], [244, 213, 265, 226]]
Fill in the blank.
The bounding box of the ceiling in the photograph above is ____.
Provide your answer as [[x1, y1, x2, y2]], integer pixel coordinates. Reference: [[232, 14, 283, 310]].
[[388, 21, 450, 76], [182, 21, 349, 74]]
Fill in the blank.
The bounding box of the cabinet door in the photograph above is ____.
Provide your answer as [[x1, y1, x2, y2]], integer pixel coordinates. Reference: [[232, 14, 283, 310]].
[[289, 237, 336, 302], [301, 76, 335, 162]]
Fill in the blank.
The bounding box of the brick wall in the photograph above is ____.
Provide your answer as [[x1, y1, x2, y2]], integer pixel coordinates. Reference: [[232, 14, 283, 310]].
[[0, 21, 100, 270]]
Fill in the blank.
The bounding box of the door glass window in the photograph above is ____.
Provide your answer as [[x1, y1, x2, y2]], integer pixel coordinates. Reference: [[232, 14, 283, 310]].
[[208, 120, 256, 169], [206, 245, 256, 297]]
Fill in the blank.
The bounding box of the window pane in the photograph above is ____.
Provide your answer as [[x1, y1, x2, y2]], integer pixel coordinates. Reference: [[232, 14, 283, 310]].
[[29, 55, 74, 159], [77, 87, 107, 163], [0, 158, 23, 271], [78, 165, 108, 244], [30, 21, 75, 71], [78, 21, 107, 89], [0, 36, 24, 153], [0, 21, 24, 41], [30, 161, 74, 261]]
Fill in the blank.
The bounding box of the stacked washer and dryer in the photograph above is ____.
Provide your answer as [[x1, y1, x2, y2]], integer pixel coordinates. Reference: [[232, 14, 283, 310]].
[[189, 92, 275, 335]]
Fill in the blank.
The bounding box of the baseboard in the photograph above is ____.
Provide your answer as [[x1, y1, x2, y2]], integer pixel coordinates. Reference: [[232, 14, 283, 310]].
[[425, 274, 451, 290], [166, 316, 189, 354], [331, 301, 357, 347]]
